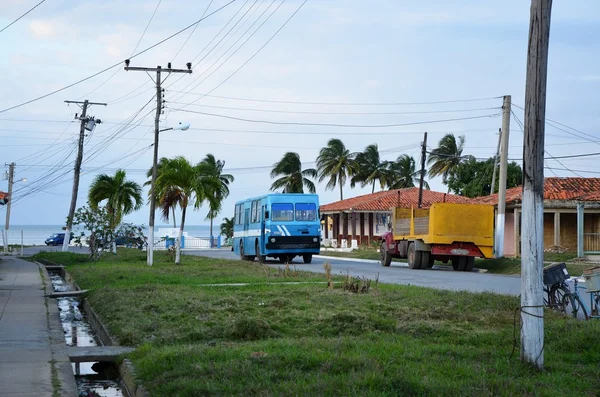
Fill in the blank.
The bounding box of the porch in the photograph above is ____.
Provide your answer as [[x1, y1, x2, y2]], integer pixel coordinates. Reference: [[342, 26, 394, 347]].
[[320, 211, 392, 248]]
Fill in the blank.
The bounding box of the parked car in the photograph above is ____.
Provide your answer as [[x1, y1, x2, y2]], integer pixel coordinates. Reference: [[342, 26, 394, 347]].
[[45, 232, 74, 246]]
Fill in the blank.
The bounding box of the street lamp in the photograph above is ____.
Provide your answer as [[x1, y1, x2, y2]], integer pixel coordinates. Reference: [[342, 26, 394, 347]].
[[147, 122, 191, 266]]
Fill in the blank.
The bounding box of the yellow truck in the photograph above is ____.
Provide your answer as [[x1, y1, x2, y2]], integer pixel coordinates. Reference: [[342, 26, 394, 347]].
[[379, 202, 495, 271]]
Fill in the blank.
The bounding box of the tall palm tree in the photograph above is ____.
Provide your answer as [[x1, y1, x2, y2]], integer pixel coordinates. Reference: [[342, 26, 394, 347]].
[[351, 144, 389, 193], [427, 134, 472, 191], [153, 156, 220, 264], [220, 217, 234, 239], [144, 158, 180, 227], [198, 154, 234, 244], [385, 154, 427, 189], [316, 138, 357, 200], [88, 169, 143, 253], [270, 152, 317, 193]]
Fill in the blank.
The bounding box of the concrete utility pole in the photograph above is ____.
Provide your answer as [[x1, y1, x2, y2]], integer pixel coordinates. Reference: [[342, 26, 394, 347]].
[[490, 128, 502, 195], [124, 60, 192, 266], [495, 95, 511, 257], [418, 132, 427, 208], [521, 0, 552, 369], [62, 100, 106, 252], [4, 162, 14, 253]]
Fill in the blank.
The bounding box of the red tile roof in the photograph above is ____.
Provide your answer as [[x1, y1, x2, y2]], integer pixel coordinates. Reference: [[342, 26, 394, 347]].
[[320, 187, 471, 212], [470, 177, 600, 205]]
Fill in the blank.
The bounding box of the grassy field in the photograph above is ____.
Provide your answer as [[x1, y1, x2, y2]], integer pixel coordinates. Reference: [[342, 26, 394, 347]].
[[319, 247, 597, 275], [33, 250, 600, 396]]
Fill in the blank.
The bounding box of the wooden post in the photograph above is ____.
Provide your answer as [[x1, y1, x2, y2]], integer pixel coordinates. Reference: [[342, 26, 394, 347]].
[[496, 96, 511, 257], [521, 0, 552, 369], [577, 203, 584, 257], [418, 132, 427, 208], [368, 213, 374, 244]]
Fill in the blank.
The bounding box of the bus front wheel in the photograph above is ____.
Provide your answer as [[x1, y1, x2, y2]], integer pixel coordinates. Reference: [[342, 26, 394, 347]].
[[303, 254, 313, 264], [239, 241, 250, 261]]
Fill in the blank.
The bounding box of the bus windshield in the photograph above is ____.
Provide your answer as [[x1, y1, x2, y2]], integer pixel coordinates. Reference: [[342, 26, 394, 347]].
[[272, 203, 294, 221], [295, 203, 317, 221]]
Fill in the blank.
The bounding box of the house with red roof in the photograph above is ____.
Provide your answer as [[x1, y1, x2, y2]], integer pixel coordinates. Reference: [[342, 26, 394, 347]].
[[470, 177, 600, 256], [319, 187, 471, 247]]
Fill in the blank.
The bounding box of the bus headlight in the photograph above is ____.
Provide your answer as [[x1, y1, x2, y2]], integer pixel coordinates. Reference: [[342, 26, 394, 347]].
[[313, 237, 318, 242], [271, 237, 276, 243]]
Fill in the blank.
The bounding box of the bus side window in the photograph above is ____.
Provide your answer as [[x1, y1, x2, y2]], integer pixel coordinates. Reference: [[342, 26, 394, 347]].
[[265, 210, 269, 219]]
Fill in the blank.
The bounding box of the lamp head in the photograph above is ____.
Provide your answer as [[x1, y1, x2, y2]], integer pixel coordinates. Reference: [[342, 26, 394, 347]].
[[175, 121, 190, 131]]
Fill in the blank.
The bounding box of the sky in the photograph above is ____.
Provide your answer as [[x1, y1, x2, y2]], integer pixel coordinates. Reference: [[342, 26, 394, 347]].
[[0, 0, 599, 227]]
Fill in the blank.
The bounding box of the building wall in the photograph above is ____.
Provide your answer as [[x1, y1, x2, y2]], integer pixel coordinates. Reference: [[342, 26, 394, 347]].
[[504, 212, 515, 256], [543, 213, 554, 248]]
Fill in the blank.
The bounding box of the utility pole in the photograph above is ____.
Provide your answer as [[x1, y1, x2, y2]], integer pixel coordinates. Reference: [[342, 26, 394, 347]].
[[62, 100, 106, 252], [124, 60, 192, 266], [521, 0, 552, 369], [490, 128, 502, 195], [4, 162, 14, 253], [495, 95, 511, 257], [418, 132, 427, 208]]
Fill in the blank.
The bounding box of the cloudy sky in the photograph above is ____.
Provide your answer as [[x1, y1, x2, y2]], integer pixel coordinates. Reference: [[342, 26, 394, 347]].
[[0, 0, 599, 227]]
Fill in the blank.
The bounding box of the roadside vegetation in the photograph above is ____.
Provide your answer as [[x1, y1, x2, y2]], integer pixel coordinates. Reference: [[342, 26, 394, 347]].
[[33, 250, 600, 396]]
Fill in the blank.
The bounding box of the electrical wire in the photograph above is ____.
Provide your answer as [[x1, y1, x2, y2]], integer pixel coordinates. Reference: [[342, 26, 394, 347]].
[[171, 0, 215, 62], [0, 0, 238, 114], [0, 0, 46, 33], [170, 109, 501, 128]]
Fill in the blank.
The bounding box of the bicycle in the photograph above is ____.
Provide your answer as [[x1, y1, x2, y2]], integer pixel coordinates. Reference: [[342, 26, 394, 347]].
[[562, 278, 600, 320]]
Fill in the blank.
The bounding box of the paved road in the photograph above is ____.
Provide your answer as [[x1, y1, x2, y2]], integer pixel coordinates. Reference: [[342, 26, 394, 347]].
[[184, 249, 521, 296], [20, 246, 521, 296]]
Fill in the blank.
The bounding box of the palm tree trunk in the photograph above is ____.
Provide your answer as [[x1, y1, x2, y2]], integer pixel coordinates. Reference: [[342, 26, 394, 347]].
[[372, 181, 375, 194], [339, 182, 343, 201], [172, 207, 176, 228], [111, 207, 117, 255], [209, 216, 214, 248], [175, 206, 186, 264]]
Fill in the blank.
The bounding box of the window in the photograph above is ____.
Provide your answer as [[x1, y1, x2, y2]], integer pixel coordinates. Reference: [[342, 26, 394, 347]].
[[272, 203, 294, 221], [295, 203, 317, 221], [235, 204, 243, 225], [251, 201, 256, 223]]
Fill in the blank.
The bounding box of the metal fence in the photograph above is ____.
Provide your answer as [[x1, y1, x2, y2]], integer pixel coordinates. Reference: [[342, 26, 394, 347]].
[[150, 236, 221, 250]]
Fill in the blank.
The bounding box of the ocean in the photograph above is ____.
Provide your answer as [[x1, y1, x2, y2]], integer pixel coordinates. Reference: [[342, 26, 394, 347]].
[[2, 225, 215, 246]]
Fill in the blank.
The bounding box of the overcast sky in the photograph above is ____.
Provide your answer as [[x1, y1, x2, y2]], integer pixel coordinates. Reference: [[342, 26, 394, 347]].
[[0, 0, 599, 227]]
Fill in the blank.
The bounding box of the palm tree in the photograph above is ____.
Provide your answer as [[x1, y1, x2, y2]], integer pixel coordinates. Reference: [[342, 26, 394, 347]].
[[198, 154, 234, 245], [385, 154, 429, 189], [88, 169, 143, 253], [351, 144, 389, 193], [144, 158, 180, 228], [153, 156, 220, 264], [270, 152, 317, 193], [427, 134, 472, 191], [220, 217, 234, 240], [316, 138, 357, 200]]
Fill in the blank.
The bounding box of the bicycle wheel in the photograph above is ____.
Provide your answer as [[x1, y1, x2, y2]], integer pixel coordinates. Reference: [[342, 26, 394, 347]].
[[562, 293, 589, 320], [548, 284, 570, 312]]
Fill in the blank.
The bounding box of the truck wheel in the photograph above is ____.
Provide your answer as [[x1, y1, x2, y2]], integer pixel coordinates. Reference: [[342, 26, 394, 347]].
[[256, 242, 266, 264], [302, 254, 313, 264], [421, 251, 434, 269], [452, 256, 467, 271], [407, 243, 422, 269], [464, 256, 475, 272], [380, 242, 392, 267]]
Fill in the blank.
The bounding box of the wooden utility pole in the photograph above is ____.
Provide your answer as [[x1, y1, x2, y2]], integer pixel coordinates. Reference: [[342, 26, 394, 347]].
[[521, 0, 552, 369], [4, 162, 14, 253], [62, 100, 106, 252], [490, 128, 502, 195], [124, 61, 192, 266], [418, 132, 427, 208], [495, 96, 511, 257]]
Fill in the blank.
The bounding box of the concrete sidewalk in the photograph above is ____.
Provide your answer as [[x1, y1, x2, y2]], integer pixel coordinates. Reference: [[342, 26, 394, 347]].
[[0, 256, 77, 396]]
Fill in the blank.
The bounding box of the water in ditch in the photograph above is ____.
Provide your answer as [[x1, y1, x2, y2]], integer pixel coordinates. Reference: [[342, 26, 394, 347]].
[[49, 272, 126, 397]]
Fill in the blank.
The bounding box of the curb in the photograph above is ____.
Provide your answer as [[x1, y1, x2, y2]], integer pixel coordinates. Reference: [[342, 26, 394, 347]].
[[314, 255, 488, 273], [120, 359, 151, 397]]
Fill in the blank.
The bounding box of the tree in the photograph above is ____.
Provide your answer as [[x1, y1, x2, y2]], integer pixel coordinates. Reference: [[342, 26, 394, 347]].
[[88, 169, 143, 253], [70, 206, 112, 260], [198, 154, 234, 244], [351, 144, 389, 193], [446, 157, 523, 198], [270, 152, 317, 193], [385, 154, 429, 190], [153, 156, 220, 264], [220, 217, 234, 239], [145, 158, 182, 228], [427, 134, 473, 191], [316, 138, 357, 200]]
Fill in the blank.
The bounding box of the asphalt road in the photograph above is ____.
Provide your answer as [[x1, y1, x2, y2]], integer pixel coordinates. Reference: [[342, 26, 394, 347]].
[[20, 245, 521, 296], [183, 248, 521, 296]]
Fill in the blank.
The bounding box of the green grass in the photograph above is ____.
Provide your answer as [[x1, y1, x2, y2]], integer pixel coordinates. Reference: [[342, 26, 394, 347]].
[[33, 250, 600, 396]]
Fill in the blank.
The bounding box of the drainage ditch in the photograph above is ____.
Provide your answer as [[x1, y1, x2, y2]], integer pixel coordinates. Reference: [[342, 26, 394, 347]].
[[48, 271, 127, 397]]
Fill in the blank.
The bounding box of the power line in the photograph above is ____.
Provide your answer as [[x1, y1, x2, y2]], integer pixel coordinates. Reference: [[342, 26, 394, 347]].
[[0, 0, 237, 114], [0, 0, 46, 33], [169, 90, 503, 106], [170, 109, 501, 128], [171, 0, 214, 62]]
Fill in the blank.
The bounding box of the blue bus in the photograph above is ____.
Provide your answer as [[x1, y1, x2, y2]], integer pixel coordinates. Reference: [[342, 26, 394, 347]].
[[232, 193, 321, 264]]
